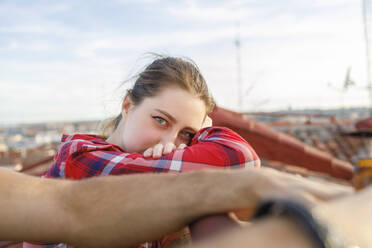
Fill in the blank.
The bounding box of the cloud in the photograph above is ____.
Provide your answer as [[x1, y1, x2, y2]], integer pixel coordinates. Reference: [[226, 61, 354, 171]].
[[0, 1, 71, 17], [0, 40, 55, 52], [113, 0, 162, 4], [312, 0, 356, 8], [75, 27, 236, 59], [166, 0, 251, 22], [0, 1, 77, 39]]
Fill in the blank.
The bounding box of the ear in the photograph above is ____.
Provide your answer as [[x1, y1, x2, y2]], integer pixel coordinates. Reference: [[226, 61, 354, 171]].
[[122, 93, 133, 114]]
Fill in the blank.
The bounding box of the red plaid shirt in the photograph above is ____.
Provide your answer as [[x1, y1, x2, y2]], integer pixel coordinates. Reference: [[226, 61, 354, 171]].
[[44, 126, 260, 179], [33, 126, 260, 248]]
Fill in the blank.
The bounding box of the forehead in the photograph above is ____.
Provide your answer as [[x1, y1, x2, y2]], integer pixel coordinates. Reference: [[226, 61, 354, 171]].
[[139, 86, 207, 127]]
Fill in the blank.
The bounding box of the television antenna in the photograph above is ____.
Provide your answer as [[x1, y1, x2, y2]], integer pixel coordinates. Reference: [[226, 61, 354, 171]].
[[362, 0, 372, 114]]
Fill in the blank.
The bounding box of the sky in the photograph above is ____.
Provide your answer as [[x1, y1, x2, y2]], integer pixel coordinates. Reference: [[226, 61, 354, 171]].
[[0, 0, 371, 124]]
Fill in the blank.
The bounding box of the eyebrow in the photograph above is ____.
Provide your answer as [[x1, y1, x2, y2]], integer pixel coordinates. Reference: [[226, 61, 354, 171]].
[[154, 108, 198, 133]]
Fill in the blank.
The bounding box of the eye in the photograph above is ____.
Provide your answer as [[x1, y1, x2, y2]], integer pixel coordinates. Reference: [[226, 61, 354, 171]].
[[153, 116, 167, 126], [180, 131, 195, 140]]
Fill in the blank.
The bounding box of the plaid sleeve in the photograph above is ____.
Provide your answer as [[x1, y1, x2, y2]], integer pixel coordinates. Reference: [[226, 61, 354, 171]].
[[46, 126, 260, 179], [180, 126, 260, 171]]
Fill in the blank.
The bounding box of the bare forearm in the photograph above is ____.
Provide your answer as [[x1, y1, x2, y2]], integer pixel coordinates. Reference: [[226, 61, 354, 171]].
[[0, 169, 71, 242], [0, 168, 255, 246], [0, 167, 353, 247], [69, 167, 339, 247], [64, 170, 255, 248]]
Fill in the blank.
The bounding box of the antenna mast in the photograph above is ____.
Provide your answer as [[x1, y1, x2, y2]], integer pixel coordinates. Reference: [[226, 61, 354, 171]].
[[362, 0, 372, 114]]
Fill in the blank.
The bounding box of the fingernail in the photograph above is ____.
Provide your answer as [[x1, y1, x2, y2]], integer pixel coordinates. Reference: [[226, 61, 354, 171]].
[[163, 147, 171, 154], [143, 149, 151, 157], [153, 153, 161, 158], [153, 149, 161, 158]]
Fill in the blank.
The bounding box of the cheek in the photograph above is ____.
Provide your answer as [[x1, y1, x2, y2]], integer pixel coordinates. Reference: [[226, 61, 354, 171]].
[[137, 128, 160, 148], [121, 118, 162, 153]]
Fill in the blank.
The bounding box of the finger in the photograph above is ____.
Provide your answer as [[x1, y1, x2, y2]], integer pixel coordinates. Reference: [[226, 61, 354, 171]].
[[153, 143, 164, 158], [163, 142, 176, 154], [263, 167, 353, 202], [177, 143, 187, 150], [295, 179, 353, 202], [143, 148, 153, 157]]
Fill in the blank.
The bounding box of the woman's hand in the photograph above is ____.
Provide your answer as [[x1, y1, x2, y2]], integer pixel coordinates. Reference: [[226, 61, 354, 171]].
[[143, 142, 187, 158], [143, 116, 212, 159]]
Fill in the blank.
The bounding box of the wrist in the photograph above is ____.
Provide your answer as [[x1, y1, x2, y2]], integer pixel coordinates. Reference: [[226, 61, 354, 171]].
[[183, 170, 235, 216], [194, 168, 261, 215], [185, 170, 251, 216]]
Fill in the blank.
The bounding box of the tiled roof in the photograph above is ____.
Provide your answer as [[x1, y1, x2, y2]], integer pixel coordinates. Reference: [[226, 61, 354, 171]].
[[210, 106, 354, 180], [272, 123, 369, 165]]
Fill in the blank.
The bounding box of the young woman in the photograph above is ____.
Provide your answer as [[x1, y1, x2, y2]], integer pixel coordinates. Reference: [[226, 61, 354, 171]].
[[25, 56, 260, 248], [45, 56, 260, 179]]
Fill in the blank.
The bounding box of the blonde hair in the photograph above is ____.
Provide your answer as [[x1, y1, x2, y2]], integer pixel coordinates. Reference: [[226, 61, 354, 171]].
[[100, 55, 215, 138]]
